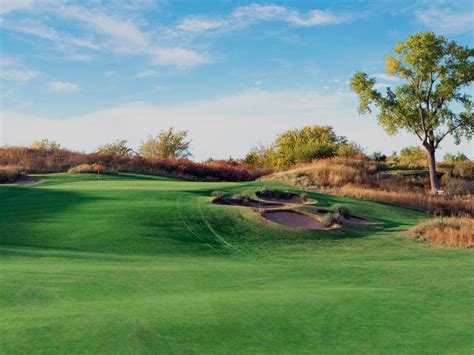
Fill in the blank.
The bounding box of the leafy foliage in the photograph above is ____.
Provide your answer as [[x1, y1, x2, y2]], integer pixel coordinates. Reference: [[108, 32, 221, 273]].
[[98, 139, 134, 157], [245, 125, 363, 168], [30, 139, 61, 150], [350, 32, 473, 191], [139, 127, 191, 159]]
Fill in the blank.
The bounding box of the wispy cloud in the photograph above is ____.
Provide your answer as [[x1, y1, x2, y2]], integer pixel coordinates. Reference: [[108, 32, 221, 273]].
[[174, 3, 350, 36], [415, 6, 473, 35], [49, 80, 78, 93], [1, 2, 210, 68], [0, 0, 33, 15], [130, 70, 158, 79], [0, 55, 38, 81], [373, 73, 400, 82]]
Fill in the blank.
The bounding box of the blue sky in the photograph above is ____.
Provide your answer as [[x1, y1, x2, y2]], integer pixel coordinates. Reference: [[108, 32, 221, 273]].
[[1, 0, 473, 160]]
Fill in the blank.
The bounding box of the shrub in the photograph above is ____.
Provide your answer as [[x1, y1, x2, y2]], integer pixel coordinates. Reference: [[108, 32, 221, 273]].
[[0, 166, 24, 183], [330, 204, 350, 218], [453, 161, 474, 179], [322, 212, 344, 227], [68, 164, 99, 173], [257, 187, 296, 200], [407, 217, 473, 248], [0, 147, 269, 182], [441, 175, 474, 196]]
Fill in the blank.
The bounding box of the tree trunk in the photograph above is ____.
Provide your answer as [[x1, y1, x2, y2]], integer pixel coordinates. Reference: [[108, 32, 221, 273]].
[[425, 145, 440, 193]]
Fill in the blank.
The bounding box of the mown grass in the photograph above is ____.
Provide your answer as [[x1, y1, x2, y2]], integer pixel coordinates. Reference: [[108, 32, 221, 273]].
[[1, 173, 473, 353]]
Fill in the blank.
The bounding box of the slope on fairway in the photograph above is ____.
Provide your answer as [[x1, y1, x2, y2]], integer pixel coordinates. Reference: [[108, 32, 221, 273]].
[[1, 173, 473, 353]]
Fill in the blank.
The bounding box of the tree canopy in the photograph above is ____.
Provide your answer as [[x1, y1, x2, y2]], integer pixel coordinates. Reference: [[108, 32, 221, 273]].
[[139, 128, 191, 159], [350, 32, 473, 191]]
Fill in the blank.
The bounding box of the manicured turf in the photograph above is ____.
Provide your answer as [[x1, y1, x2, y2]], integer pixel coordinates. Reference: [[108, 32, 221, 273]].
[[1, 173, 473, 353]]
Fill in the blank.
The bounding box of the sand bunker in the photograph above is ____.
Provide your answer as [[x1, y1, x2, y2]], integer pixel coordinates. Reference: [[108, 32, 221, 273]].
[[262, 210, 329, 230]]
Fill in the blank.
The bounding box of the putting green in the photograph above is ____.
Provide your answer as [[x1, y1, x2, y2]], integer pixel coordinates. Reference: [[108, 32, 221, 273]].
[[1, 173, 473, 353]]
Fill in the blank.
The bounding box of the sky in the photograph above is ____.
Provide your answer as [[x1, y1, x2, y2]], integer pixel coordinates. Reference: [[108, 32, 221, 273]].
[[0, 0, 473, 161]]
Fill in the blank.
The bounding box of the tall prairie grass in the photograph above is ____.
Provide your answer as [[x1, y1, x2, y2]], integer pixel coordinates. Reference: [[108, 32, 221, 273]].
[[264, 158, 473, 216], [407, 217, 474, 248], [0, 147, 270, 182]]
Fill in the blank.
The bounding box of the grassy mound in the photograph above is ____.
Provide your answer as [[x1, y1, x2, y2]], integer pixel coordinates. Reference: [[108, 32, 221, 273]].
[[407, 217, 474, 248], [1, 173, 473, 353]]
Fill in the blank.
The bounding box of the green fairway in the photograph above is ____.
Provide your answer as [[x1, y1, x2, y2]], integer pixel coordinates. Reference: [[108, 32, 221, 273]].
[[1, 173, 473, 353]]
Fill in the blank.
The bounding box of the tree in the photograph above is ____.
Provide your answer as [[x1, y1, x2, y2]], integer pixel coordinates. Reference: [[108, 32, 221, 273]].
[[399, 146, 427, 168], [443, 151, 469, 162], [98, 139, 134, 157], [350, 32, 473, 192], [139, 128, 191, 159], [30, 139, 61, 150], [244, 125, 359, 168]]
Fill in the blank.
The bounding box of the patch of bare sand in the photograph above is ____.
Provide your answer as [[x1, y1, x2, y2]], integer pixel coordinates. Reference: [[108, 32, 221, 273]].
[[262, 210, 329, 230]]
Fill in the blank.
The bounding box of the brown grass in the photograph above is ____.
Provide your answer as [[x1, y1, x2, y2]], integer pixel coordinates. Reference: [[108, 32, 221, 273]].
[[407, 217, 474, 248], [0, 165, 25, 183], [263, 158, 473, 216], [0, 147, 270, 182]]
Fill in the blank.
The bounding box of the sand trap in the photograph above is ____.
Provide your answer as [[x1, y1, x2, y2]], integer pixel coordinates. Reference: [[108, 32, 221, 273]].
[[212, 197, 282, 208], [262, 210, 329, 230]]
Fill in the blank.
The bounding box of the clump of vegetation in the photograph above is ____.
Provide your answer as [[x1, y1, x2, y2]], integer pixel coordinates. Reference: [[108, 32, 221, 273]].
[[244, 125, 364, 169], [330, 204, 350, 218], [0, 146, 269, 182], [322, 212, 344, 227], [0, 166, 25, 183], [407, 217, 473, 248], [98, 139, 134, 157], [211, 191, 232, 204], [68, 164, 104, 174], [257, 187, 298, 201], [139, 127, 191, 159]]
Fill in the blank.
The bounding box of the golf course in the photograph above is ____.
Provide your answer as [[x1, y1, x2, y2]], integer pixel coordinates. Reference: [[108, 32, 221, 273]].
[[1, 173, 472, 353]]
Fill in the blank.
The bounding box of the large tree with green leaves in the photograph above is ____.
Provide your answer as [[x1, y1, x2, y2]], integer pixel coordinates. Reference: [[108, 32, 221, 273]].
[[350, 32, 473, 192], [139, 127, 191, 159]]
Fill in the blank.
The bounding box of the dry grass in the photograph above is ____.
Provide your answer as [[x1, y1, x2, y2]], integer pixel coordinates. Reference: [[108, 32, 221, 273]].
[[336, 185, 473, 216], [407, 217, 474, 248], [0, 147, 270, 182], [264, 158, 473, 216], [0, 165, 25, 183]]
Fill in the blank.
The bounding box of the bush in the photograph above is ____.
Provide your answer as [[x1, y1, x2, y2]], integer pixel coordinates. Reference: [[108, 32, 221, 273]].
[[257, 187, 296, 200], [0, 147, 269, 182], [330, 204, 350, 218], [441, 175, 474, 196], [322, 212, 344, 227], [0, 166, 24, 183], [68, 164, 100, 173]]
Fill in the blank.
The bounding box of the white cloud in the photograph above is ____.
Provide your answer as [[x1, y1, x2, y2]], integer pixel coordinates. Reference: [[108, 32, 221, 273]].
[[1, 3, 209, 68], [151, 47, 210, 67], [1, 69, 37, 81], [176, 17, 228, 33], [2, 89, 469, 160], [173, 3, 348, 35], [0, 55, 38, 81], [131, 70, 157, 79], [416, 7, 473, 35], [373, 73, 400, 82], [105, 70, 116, 78], [0, 0, 33, 15], [49, 81, 78, 93]]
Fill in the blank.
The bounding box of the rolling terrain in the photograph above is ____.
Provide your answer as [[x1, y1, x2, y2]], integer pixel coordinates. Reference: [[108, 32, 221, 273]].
[[1, 173, 473, 353]]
